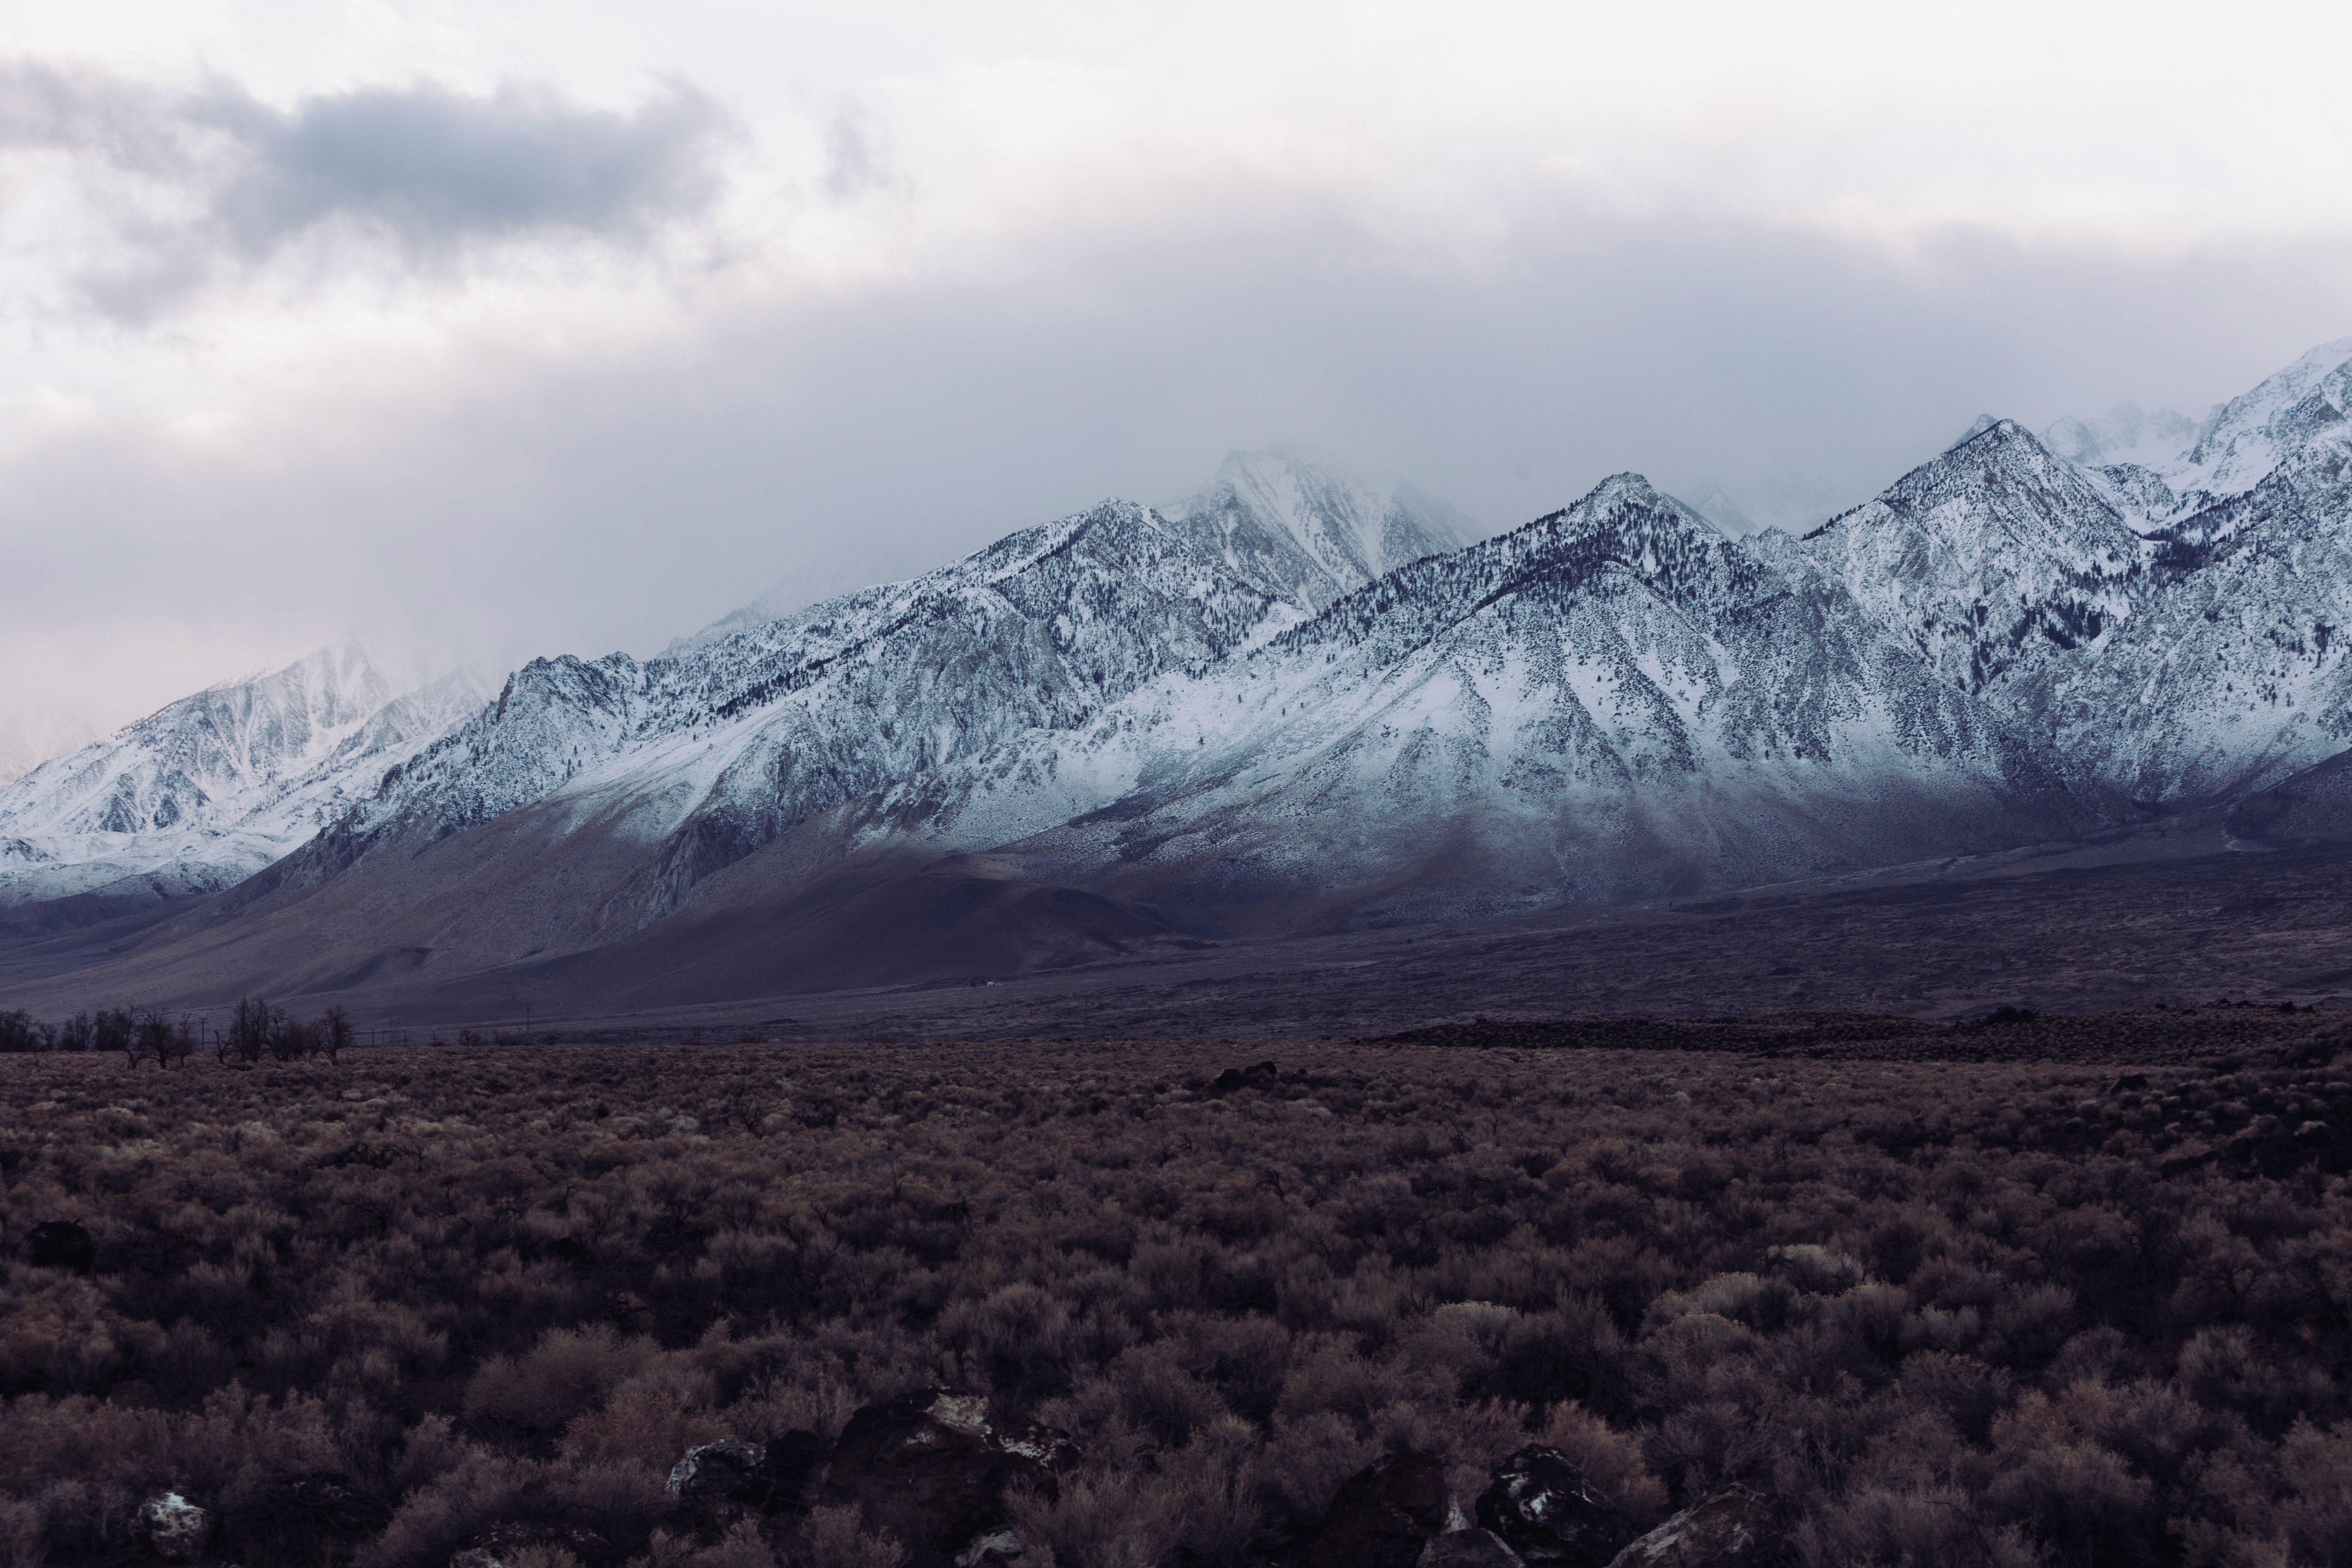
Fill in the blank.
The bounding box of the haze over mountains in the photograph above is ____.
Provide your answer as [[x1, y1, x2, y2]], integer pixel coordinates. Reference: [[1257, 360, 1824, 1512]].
[[3, 340, 2349, 1019]]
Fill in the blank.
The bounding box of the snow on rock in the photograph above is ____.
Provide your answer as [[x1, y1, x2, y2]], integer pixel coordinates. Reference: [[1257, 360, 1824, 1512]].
[[0, 705, 103, 789], [1795, 420, 2145, 698], [2043, 402, 2200, 471], [850, 476, 2087, 921], [0, 649, 489, 910], [2022, 413, 2352, 802], [18, 345, 2352, 945], [325, 495, 1318, 926], [1170, 445, 1477, 619]]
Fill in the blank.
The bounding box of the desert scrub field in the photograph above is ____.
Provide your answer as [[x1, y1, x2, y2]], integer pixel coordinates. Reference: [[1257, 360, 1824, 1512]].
[[3, 1032, 2351, 1568]]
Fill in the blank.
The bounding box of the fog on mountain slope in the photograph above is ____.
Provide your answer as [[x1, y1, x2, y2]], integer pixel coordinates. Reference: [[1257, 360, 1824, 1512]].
[[0, 648, 491, 916], [845, 473, 2085, 928], [5, 344, 2352, 1014], [1170, 446, 1478, 619], [2043, 336, 2352, 533], [665, 445, 1477, 657], [0, 707, 103, 789], [1671, 473, 1857, 537]]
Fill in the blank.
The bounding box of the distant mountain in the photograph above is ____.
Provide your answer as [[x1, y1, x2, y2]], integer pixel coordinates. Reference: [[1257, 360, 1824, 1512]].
[[1670, 473, 1854, 537], [2041, 402, 2199, 470], [2026, 362, 2352, 802], [0, 707, 102, 789], [851, 475, 2083, 927], [0, 648, 490, 914], [1169, 446, 1476, 622], [2045, 339, 2352, 533], [7, 346, 2352, 1016], [1794, 420, 2144, 700]]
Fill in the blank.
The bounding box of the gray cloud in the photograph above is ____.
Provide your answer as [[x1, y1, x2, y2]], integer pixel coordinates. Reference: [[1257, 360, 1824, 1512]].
[[198, 79, 729, 251], [819, 106, 896, 202], [4, 173, 2349, 735], [0, 61, 734, 317]]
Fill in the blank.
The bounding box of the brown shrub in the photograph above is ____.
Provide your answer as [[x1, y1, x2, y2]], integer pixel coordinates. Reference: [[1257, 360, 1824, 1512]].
[[0, 1035, 2347, 1567]]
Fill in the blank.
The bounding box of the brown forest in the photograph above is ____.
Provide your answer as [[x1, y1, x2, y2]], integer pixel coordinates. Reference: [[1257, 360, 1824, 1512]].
[[3, 1022, 2352, 1568]]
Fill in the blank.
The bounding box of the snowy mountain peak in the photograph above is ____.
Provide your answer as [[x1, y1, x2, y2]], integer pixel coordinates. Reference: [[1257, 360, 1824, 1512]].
[[0, 642, 393, 840], [2171, 337, 2352, 498], [1174, 445, 1475, 613], [1797, 419, 2141, 694], [0, 644, 492, 911], [1512, 472, 1768, 616], [2040, 338, 2352, 518], [0, 706, 103, 789], [2042, 402, 2199, 469]]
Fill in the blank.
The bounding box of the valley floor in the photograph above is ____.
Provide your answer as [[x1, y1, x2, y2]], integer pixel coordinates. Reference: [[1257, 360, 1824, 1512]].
[[443, 835, 2352, 1044], [3, 1032, 2348, 1567]]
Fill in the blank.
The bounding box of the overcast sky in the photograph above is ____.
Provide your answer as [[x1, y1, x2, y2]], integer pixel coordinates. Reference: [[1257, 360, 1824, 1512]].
[[3, 0, 2350, 737]]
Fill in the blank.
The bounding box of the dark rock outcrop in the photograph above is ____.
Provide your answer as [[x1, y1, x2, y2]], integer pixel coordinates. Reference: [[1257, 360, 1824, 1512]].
[[1309, 1451, 1449, 1568], [1420, 1527, 1527, 1568], [1604, 1487, 1785, 1567], [1212, 1061, 1282, 1095], [666, 1433, 826, 1516], [138, 1491, 211, 1563], [820, 1391, 1077, 1568], [26, 1220, 94, 1273], [224, 1470, 389, 1563], [451, 1520, 613, 1568], [1474, 1447, 1631, 1568]]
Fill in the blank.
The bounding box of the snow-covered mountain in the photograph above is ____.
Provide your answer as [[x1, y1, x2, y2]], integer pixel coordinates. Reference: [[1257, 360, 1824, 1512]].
[[8, 346, 2352, 1009], [849, 475, 2083, 924], [0, 648, 490, 911], [2042, 402, 2199, 472], [263, 452, 1469, 921], [2023, 375, 2352, 802], [1768, 347, 2352, 805], [2044, 339, 2352, 534], [1673, 473, 1855, 537], [0, 707, 103, 789], [1169, 446, 1475, 623], [1791, 420, 2147, 701]]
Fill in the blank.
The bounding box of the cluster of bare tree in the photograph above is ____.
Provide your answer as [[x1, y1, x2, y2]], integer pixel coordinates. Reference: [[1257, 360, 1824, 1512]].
[[0, 998, 353, 1067]]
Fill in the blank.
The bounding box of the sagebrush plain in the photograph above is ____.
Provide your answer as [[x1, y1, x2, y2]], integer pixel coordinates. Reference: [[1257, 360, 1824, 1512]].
[[3, 1022, 2351, 1567]]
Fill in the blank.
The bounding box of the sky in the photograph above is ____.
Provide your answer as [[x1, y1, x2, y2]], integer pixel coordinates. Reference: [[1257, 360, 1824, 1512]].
[[3, 0, 2350, 743]]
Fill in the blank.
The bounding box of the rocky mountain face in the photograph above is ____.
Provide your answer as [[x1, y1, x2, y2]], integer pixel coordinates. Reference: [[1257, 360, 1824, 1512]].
[[312, 482, 1426, 926], [1790, 342, 2352, 806], [7, 354, 2352, 1009], [1170, 446, 1475, 622], [0, 650, 488, 914], [852, 476, 2081, 927], [1792, 420, 2145, 701]]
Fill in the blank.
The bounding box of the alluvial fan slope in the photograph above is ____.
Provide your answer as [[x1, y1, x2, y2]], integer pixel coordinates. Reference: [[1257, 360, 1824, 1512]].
[[5, 346, 2352, 1012]]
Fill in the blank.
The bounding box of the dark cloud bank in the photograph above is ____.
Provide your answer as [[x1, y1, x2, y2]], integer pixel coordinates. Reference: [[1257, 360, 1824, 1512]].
[[0, 60, 731, 317]]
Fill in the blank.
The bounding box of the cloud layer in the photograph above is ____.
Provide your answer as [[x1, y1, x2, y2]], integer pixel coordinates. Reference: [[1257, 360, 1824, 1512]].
[[2, 0, 2350, 747], [0, 62, 731, 317]]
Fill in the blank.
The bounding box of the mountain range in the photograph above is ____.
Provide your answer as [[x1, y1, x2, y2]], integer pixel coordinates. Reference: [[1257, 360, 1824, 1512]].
[[3, 343, 2348, 1020]]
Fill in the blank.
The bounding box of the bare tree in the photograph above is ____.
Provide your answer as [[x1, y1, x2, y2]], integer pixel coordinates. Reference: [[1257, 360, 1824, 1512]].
[[320, 1006, 355, 1063], [268, 1011, 313, 1063], [93, 1006, 135, 1063], [0, 1010, 48, 1053], [222, 996, 275, 1065]]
